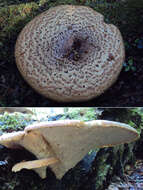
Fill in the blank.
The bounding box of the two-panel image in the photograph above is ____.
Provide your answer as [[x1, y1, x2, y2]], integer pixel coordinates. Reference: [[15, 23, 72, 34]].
[[0, 0, 143, 189]]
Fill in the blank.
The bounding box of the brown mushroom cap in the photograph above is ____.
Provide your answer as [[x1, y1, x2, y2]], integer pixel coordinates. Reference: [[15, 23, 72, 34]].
[[15, 5, 125, 102], [0, 120, 138, 179]]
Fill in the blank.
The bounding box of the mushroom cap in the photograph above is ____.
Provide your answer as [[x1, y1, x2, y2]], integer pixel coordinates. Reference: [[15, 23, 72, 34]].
[[0, 120, 138, 179], [12, 158, 59, 172], [15, 5, 125, 102], [0, 131, 25, 148]]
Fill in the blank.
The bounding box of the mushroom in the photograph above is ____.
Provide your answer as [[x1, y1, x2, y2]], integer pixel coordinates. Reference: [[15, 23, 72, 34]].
[[0, 120, 138, 179], [15, 5, 125, 102]]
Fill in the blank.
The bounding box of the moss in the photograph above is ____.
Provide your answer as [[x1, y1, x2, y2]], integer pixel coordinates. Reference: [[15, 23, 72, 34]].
[[60, 108, 97, 121], [0, 0, 38, 8], [0, 2, 39, 68], [0, 112, 33, 132], [94, 155, 111, 189], [0, 3, 39, 35], [99, 108, 142, 132]]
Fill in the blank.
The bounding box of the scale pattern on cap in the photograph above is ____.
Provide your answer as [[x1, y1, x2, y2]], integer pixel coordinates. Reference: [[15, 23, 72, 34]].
[[15, 5, 125, 102]]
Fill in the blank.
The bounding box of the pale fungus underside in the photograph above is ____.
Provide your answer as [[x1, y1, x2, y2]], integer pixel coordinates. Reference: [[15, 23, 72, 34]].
[[0, 120, 138, 179], [15, 5, 125, 102]]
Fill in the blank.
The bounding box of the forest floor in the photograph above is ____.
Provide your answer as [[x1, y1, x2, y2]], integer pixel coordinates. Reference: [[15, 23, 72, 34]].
[[108, 160, 143, 190], [0, 0, 143, 106]]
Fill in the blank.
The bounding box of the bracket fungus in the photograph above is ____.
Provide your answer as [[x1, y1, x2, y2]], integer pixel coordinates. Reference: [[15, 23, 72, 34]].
[[0, 120, 139, 179], [15, 5, 125, 102]]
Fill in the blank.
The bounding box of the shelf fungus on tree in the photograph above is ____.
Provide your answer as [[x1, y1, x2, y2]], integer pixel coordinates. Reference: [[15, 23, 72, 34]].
[[0, 120, 139, 179], [15, 5, 125, 102]]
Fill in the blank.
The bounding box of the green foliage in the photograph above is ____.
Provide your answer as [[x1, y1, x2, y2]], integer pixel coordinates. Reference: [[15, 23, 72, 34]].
[[0, 112, 33, 132], [131, 108, 143, 133], [128, 120, 136, 128], [94, 154, 111, 189], [123, 58, 136, 72], [134, 38, 143, 49], [133, 108, 143, 121], [61, 108, 97, 121]]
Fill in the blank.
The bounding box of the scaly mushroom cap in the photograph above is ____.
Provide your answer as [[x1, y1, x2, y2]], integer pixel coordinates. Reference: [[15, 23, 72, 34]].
[[0, 120, 138, 179], [15, 5, 125, 102]]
